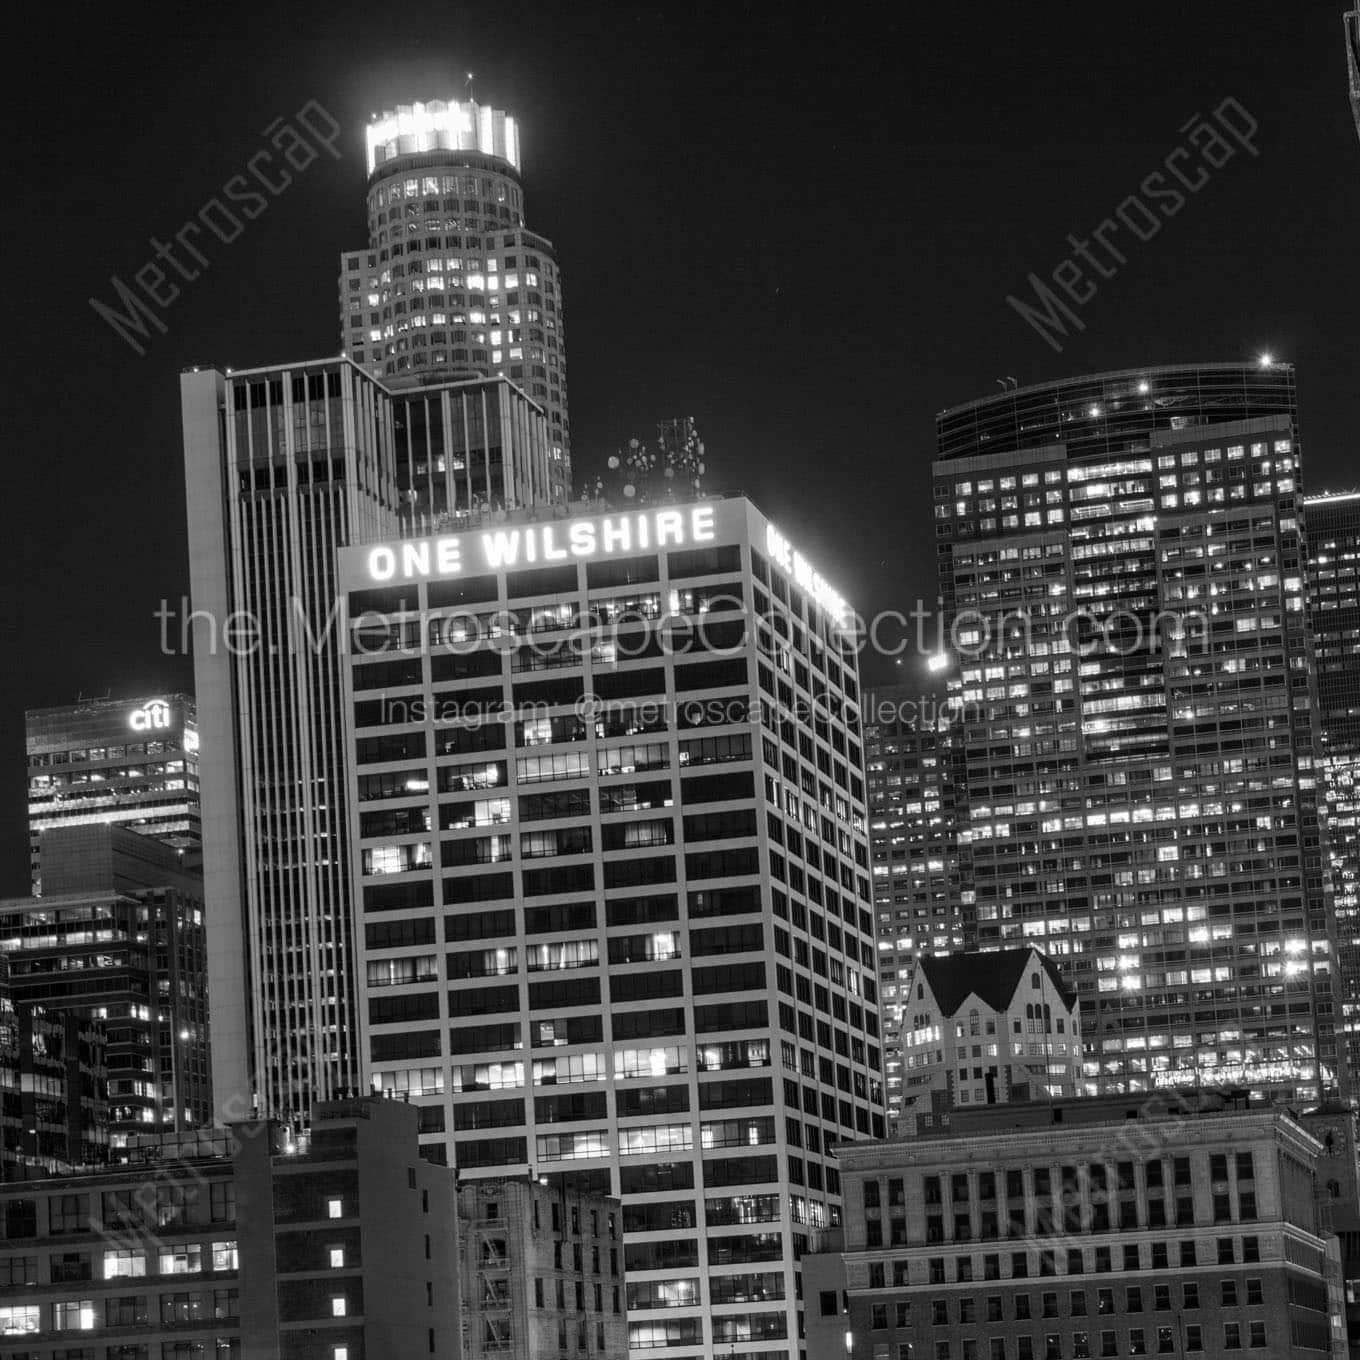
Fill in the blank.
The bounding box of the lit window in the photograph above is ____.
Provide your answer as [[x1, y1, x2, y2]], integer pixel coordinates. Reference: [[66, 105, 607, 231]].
[[328, 1199, 343, 1219], [332, 1296, 348, 1317], [330, 1247, 346, 1268]]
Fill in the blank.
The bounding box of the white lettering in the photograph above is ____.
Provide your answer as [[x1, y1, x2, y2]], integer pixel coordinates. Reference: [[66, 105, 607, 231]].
[[400, 542, 430, 578], [129, 701, 172, 733], [542, 526, 568, 561], [369, 546, 396, 581], [568, 521, 596, 556], [601, 517, 630, 554], [481, 530, 521, 568], [655, 510, 684, 546], [765, 522, 792, 572], [435, 537, 462, 575], [766, 520, 848, 627]]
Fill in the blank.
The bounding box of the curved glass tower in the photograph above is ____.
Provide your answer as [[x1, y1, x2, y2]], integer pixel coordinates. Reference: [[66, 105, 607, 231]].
[[339, 99, 571, 502], [933, 362, 1345, 1103]]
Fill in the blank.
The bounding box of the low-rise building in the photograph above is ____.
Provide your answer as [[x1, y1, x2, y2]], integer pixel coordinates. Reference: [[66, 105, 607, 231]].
[[0, 1096, 459, 1359], [458, 1175, 627, 1359], [898, 948, 1082, 1135], [808, 1090, 1345, 1360]]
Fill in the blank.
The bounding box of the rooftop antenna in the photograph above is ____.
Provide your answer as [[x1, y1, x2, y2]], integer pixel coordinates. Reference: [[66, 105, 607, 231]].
[[466, 71, 476, 103]]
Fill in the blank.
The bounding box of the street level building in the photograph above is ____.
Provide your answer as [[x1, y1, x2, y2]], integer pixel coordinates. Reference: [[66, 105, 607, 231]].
[[934, 363, 1342, 1102], [25, 694, 199, 895], [458, 1176, 627, 1360], [0, 1096, 459, 1359], [339, 494, 882, 1360], [810, 1090, 1345, 1360], [339, 97, 571, 497]]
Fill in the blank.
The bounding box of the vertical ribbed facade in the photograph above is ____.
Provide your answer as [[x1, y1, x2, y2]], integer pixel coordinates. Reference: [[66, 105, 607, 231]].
[[933, 363, 1345, 1104], [184, 359, 402, 1123], [183, 362, 554, 1125]]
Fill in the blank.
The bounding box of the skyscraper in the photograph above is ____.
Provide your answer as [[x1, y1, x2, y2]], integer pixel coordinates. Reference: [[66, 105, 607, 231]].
[[337, 495, 882, 1360], [339, 98, 572, 500], [1304, 491, 1360, 1083], [933, 362, 1343, 1103], [864, 683, 961, 1123], [25, 694, 199, 894], [182, 358, 552, 1125]]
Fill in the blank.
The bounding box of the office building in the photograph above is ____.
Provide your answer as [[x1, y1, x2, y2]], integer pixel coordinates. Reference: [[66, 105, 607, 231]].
[[898, 947, 1083, 1135], [0, 954, 109, 1181], [340, 97, 571, 497], [0, 825, 211, 1142], [933, 362, 1342, 1103], [1306, 491, 1360, 1090], [0, 1096, 459, 1359], [458, 1176, 627, 1360], [338, 494, 882, 1360], [25, 693, 199, 894], [865, 684, 962, 1122], [181, 358, 549, 1126], [811, 1091, 1345, 1360]]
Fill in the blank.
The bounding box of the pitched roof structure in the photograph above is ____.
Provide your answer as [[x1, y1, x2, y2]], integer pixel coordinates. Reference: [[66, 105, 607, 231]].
[[918, 948, 1078, 1017]]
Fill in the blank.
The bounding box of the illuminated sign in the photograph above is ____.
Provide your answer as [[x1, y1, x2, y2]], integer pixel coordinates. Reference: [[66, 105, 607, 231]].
[[183, 728, 200, 755], [764, 522, 850, 626], [365, 99, 520, 174], [366, 506, 718, 583], [129, 701, 172, 733]]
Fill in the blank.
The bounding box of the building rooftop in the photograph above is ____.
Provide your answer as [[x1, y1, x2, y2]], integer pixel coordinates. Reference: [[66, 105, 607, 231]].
[[918, 947, 1077, 1016], [935, 362, 1297, 464]]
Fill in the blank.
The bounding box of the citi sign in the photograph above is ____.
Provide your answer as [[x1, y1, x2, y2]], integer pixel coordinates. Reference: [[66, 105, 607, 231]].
[[129, 701, 173, 732]]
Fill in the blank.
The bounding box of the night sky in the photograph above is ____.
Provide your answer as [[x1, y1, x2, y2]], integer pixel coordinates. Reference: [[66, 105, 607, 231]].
[[4, 0, 1357, 893]]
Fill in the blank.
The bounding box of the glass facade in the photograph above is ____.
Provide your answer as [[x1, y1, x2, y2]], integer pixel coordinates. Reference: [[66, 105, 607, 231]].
[[1305, 492, 1360, 1085], [865, 685, 962, 1122], [933, 363, 1343, 1103]]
